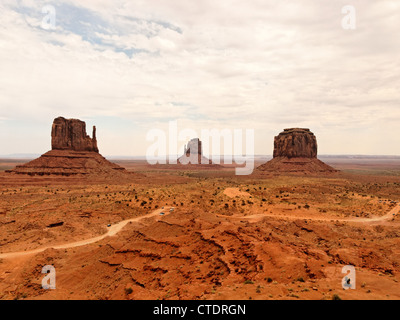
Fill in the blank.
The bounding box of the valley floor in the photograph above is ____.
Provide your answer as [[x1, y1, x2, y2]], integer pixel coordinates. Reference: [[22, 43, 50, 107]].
[[0, 160, 400, 300]]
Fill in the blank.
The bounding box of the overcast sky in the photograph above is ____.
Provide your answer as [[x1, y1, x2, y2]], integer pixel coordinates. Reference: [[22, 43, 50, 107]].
[[0, 0, 399, 156]]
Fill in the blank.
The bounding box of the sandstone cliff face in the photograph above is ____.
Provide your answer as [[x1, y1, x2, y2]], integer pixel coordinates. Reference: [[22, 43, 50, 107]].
[[51, 117, 98, 153], [273, 128, 317, 158]]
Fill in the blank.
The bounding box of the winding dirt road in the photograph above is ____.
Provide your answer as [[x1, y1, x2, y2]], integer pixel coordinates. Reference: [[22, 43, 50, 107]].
[[0, 207, 171, 260], [217, 204, 400, 224], [1, 201, 399, 260]]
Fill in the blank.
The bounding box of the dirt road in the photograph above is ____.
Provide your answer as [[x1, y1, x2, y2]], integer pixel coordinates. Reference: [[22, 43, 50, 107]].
[[217, 204, 400, 224], [0, 207, 171, 260], [1, 201, 399, 260]]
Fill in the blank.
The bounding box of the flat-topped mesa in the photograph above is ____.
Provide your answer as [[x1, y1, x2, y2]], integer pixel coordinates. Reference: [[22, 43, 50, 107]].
[[51, 117, 99, 152], [273, 128, 317, 159], [256, 128, 337, 174]]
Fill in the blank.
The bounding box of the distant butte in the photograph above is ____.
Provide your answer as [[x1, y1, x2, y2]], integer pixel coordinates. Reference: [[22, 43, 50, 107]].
[[257, 128, 338, 174], [8, 117, 128, 176], [178, 138, 213, 165]]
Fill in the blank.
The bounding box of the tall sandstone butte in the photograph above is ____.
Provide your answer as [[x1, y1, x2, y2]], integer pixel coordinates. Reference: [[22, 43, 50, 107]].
[[257, 128, 337, 174], [52, 117, 98, 152], [178, 138, 212, 165], [8, 117, 127, 177]]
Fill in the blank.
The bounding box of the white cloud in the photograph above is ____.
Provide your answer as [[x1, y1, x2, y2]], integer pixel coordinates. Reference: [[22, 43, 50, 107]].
[[0, 0, 399, 155]]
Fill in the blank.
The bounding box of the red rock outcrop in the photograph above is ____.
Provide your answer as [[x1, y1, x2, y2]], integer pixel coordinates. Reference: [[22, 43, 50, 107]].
[[273, 128, 317, 158], [52, 117, 98, 152], [8, 117, 128, 177], [257, 128, 337, 174], [178, 138, 212, 165]]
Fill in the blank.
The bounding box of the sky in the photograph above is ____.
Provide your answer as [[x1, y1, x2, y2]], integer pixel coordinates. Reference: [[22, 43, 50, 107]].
[[0, 0, 399, 156]]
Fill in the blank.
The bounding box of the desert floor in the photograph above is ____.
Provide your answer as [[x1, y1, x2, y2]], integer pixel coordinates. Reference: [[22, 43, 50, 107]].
[[0, 158, 399, 300]]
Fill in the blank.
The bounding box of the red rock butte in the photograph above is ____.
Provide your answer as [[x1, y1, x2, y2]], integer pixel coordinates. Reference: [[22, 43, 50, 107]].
[[178, 138, 212, 165], [52, 117, 99, 152], [8, 117, 127, 176], [257, 128, 337, 174]]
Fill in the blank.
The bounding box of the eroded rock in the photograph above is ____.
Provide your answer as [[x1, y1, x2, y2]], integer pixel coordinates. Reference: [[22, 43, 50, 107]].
[[52, 117, 98, 152], [257, 128, 337, 174], [8, 117, 129, 177], [273, 128, 317, 159], [178, 138, 212, 165]]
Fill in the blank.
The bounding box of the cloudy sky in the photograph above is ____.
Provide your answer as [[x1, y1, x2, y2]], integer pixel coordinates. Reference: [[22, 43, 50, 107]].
[[0, 0, 399, 156]]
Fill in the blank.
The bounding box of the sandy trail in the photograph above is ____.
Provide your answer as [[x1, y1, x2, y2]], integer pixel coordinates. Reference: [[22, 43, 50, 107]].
[[217, 204, 400, 224], [352, 205, 400, 222], [0, 207, 171, 260]]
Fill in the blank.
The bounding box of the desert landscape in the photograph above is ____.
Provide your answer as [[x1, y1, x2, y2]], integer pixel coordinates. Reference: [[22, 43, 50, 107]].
[[0, 120, 399, 300], [1, 1, 399, 305]]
